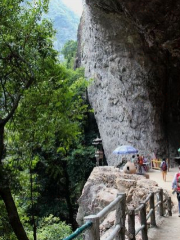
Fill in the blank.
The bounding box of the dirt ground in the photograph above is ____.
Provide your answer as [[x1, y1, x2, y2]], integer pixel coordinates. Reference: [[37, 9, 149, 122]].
[[148, 167, 177, 204], [147, 167, 180, 240]]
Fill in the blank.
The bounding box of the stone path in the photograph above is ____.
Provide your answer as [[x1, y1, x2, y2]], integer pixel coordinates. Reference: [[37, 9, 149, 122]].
[[148, 213, 180, 240], [147, 167, 180, 240]]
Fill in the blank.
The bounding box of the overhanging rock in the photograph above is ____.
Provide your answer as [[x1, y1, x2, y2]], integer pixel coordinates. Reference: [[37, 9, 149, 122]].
[[78, 0, 180, 165]]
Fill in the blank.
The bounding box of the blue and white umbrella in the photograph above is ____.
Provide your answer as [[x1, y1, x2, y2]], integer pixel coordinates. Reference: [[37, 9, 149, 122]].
[[113, 145, 138, 155]]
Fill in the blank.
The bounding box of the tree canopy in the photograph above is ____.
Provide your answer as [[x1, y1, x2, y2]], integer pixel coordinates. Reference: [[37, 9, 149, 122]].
[[0, 1, 97, 240], [62, 40, 78, 69], [0, 0, 55, 121]]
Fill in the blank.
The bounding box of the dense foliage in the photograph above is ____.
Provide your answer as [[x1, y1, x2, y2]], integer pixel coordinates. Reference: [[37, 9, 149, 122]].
[[0, 1, 97, 240], [62, 40, 78, 69]]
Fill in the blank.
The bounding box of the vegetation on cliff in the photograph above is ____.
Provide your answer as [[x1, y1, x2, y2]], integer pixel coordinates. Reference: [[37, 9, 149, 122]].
[[0, 1, 96, 239]]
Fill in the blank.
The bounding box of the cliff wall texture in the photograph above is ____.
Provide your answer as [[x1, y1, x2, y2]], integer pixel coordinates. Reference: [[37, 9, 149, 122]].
[[78, 0, 180, 165]]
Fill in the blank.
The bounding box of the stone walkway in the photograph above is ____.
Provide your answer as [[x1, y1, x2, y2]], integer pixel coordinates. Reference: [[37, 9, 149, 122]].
[[148, 213, 179, 240], [147, 167, 180, 240]]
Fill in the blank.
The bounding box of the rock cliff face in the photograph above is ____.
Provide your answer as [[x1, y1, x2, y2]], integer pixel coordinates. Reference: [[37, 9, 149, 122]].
[[78, 0, 180, 165]]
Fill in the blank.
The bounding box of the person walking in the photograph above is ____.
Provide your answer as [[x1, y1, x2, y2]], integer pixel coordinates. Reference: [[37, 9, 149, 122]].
[[137, 155, 143, 174], [172, 165, 180, 217], [160, 158, 167, 181]]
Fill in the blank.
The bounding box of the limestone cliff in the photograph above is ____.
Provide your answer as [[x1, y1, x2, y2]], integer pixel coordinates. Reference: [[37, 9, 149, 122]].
[[78, 0, 180, 165]]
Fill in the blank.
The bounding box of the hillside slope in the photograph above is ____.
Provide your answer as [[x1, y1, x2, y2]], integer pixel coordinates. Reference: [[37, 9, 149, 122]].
[[46, 0, 80, 51]]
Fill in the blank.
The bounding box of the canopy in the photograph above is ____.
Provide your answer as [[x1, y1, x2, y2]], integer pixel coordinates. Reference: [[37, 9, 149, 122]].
[[113, 145, 138, 155]]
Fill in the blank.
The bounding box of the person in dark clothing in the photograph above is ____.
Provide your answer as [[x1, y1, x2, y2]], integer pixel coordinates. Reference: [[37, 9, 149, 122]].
[[160, 158, 167, 182]]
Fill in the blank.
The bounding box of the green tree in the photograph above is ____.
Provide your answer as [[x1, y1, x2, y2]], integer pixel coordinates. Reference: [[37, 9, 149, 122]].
[[0, 2, 96, 239], [62, 40, 77, 69], [8, 66, 91, 230], [27, 215, 72, 240], [0, 1, 58, 239]]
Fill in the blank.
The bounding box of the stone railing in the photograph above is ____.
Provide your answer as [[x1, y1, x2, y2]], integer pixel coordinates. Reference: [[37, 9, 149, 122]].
[[63, 189, 172, 240], [83, 189, 172, 240], [84, 193, 126, 240]]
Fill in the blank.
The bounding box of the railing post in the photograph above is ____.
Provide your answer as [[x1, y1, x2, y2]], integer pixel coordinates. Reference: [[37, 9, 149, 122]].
[[84, 215, 100, 240], [167, 197, 172, 216], [140, 203, 148, 240], [149, 192, 156, 227], [128, 209, 135, 240], [115, 193, 126, 240], [159, 189, 163, 216]]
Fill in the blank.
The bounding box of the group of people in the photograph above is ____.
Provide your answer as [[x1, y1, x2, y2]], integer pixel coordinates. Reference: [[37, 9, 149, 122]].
[[130, 156, 180, 216], [131, 154, 147, 174], [160, 159, 180, 217]]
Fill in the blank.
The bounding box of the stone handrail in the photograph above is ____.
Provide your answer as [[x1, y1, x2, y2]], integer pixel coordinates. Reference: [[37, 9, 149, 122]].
[[83, 189, 172, 240], [84, 193, 126, 240], [62, 188, 172, 240]]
